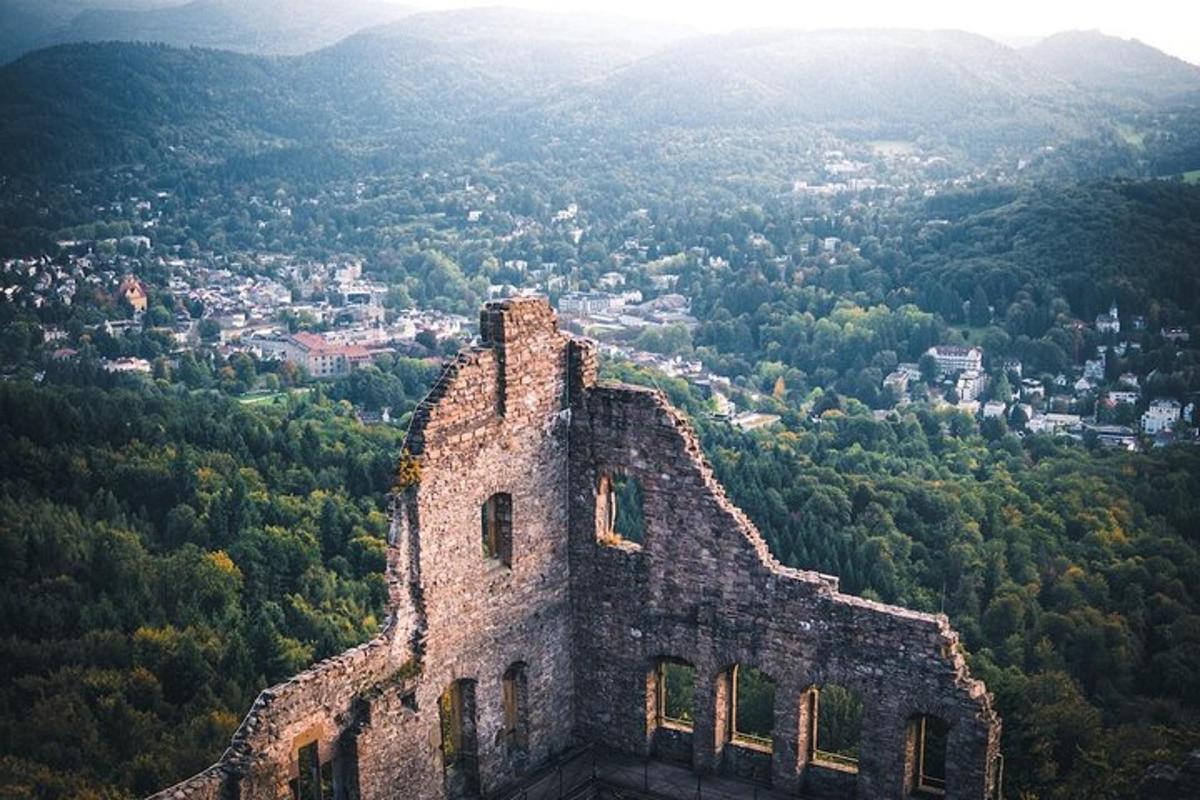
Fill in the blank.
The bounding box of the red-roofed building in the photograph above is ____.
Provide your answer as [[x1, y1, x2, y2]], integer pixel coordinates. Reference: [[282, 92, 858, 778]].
[[256, 332, 373, 378], [117, 275, 148, 313]]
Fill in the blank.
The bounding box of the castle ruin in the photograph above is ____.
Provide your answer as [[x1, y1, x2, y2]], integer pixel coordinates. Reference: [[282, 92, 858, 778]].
[[153, 297, 1001, 800]]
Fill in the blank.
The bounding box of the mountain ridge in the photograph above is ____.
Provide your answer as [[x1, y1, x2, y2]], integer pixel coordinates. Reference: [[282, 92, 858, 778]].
[[1023, 29, 1200, 105], [1, 13, 1198, 177]]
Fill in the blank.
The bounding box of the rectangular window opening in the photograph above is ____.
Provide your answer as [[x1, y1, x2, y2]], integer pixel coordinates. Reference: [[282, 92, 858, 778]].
[[290, 741, 332, 800], [731, 665, 774, 752], [914, 715, 949, 796], [657, 660, 695, 731], [481, 493, 513, 567], [597, 472, 645, 548], [810, 684, 864, 773], [502, 662, 529, 750]]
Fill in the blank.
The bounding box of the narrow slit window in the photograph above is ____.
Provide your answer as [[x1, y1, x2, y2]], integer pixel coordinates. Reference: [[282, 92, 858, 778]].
[[439, 685, 464, 768], [481, 493, 512, 567], [657, 660, 695, 730], [502, 662, 529, 750], [809, 684, 864, 772], [731, 665, 774, 751]]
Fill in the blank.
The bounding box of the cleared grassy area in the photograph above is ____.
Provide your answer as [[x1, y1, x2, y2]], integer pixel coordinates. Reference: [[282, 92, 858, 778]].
[[1116, 124, 1145, 148], [1183, 170, 1200, 185], [238, 387, 311, 405]]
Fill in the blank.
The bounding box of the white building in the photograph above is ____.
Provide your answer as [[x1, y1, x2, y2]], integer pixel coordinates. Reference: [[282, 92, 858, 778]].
[[1096, 300, 1120, 334], [1028, 413, 1082, 435], [956, 370, 988, 403], [927, 345, 984, 376], [983, 401, 1007, 419], [558, 292, 616, 316], [253, 332, 371, 378], [1106, 390, 1140, 406], [883, 370, 910, 396], [1021, 379, 1045, 401], [1141, 399, 1182, 435]]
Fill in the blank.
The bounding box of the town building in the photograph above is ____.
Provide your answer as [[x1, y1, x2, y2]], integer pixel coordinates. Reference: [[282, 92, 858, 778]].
[[117, 275, 148, 313], [1142, 398, 1182, 435], [558, 291, 619, 316], [956, 370, 988, 403], [1105, 390, 1140, 406], [926, 345, 983, 376], [254, 332, 372, 378], [883, 369, 910, 397], [1162, 327, 1191, 343], [1096, 300, 1120, 334], [1027, 413, 1082, 435], [1084, 423, 1139, 451]]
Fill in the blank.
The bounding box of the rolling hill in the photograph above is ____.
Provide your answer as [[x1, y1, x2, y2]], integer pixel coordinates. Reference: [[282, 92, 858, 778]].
[[2, 10, 1199, 177], [1, 0, 416, 62], [0, 0, 178, 63], [1024, 30, 1200, 106], [552, 28, 1111, 154]]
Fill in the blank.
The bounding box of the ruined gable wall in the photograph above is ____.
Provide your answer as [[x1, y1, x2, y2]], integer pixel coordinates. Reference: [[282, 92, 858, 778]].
[[373, 297, 579, 797], [150, 299, 579, 800], [568, 380, 1001, 799]]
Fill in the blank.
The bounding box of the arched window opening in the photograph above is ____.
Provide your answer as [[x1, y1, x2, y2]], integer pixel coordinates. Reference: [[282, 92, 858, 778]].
[[481, 493, 512, 567], [730, 665, 775, 751], [807, 683, 864, 772], [655, 659, 695, 730], [596, 472, 644, 547], [502, 662, 530, 751], [907, 714, 949, 797]]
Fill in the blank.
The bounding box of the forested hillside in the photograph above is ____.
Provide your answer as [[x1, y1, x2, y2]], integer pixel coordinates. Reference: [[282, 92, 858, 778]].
[[0, 379, 412, 796], [1024, 30, 1200, 104], [3, 16, 1199, 180]]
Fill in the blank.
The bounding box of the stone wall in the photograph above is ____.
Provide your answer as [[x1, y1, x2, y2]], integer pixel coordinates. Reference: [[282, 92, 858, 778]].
[[568, 380, 1001, 799], [150, 297, 1000, 800]]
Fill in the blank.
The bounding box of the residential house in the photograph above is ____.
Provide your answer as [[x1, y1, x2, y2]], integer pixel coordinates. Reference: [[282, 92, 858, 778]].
[[117, 275, 148, 313], [956, 370, 988, 403], [883, 370, 910, 397], [1096, 300, 1120, 333], [983, 401, 1007, 419], [1142, 399, 1182, 435], [1162, 327, 1191, 343]]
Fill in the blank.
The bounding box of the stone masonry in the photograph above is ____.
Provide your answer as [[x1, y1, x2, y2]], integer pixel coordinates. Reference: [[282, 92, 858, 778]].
[[150, 297, 1001, 800]]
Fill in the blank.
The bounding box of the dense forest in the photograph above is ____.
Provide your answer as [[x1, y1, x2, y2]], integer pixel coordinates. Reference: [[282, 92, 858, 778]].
[[0, 376, 413, 796]]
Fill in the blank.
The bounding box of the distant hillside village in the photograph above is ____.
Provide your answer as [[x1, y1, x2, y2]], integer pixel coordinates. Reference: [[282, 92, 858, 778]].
[[1, 166, 1198, 451], [3, 233, 1198, 449], [873, 301, 1195, 451]]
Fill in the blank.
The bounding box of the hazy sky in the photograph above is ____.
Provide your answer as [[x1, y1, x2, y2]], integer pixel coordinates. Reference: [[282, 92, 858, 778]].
[[408, 0, 1200, 65]]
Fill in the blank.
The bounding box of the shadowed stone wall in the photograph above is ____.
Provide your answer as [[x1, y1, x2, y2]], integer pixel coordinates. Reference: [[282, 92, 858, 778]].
[[150, 297, 1000, 800]]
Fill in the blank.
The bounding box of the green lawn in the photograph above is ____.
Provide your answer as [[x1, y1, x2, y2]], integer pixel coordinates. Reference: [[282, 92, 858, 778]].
[[238, 387, 311, 405], [1183, 170, 1200, 185]]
